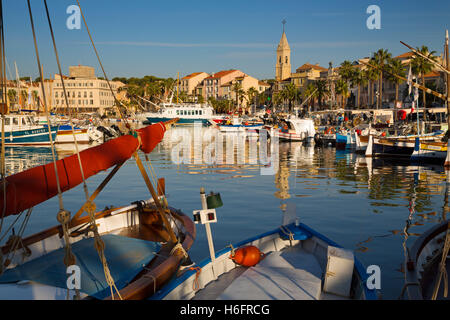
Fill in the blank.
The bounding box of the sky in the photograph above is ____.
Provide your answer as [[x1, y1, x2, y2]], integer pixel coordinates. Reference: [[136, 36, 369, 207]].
[[3, 0, 450, 81]]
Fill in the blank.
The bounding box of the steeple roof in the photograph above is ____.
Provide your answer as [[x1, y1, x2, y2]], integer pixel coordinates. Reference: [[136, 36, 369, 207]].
[[277, 31, 290, 51]]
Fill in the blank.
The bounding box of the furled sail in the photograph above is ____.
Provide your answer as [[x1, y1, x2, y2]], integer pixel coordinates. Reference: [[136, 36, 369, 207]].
[[0, 122, 166, 217]]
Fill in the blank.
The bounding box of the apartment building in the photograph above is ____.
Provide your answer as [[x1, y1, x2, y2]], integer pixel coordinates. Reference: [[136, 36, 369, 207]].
[[51, 65, 125, 115]]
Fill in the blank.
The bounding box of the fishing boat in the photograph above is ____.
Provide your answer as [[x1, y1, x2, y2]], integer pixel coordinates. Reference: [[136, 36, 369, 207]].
[[144, 102, 215, 126], [217, 116, 263, 133], [273, 117, 316, 143], [0, 114, 58, 146], [410, 138, 448, 164], [402, 220, 450, 300], [152, 190, 378, 300], [0, 0, 196, 300], [0, 121, 196, 300], [55, 124, 90, 144]]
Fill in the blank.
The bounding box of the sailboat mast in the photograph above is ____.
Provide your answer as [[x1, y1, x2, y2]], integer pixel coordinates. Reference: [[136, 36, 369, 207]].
[[446, 30, 450, 130]]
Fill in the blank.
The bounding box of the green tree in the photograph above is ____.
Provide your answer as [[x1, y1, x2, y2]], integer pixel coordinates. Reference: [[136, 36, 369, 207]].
[[351, 69, 368, 109], [411, 45, 437, 114], [282, 83, 299, 113], [386, 58, 405, 105], [372, 49, 392, 109], [335, 79, 349, 108], [313, 80, 329, 108]]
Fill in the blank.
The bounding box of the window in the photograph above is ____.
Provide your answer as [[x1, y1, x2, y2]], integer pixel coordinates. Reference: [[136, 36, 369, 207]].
[[13, 118, 18, 125], [90, 100, 93, 105], [55, 92, 58, 98], [84, 92, 87, 98], [5, 118, 10, 125], [176, 110, 180, 115]]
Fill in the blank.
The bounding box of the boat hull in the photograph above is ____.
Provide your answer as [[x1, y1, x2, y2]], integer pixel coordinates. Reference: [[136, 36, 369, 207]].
[[1, 125, 58, 146], [146, 117, 210, 125]]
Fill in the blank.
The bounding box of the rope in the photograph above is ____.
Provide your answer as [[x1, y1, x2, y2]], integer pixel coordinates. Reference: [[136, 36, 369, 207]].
[[170, 242, 188, 259], [75, 0, 130, 131], [279, 225, 294, 246], [188, 266, 202, 291], [431, 224, 450, 300], [27, 0, 81, 299], [43, 0, 89, 201]]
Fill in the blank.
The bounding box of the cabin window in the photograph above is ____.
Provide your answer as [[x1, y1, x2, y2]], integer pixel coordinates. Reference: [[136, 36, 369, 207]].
[[199, 110, 202, 115], [13, 118, 18, 125], [176, 110, 179, 115], [4, 118, 10, 125], [195, 110, 198, 115]]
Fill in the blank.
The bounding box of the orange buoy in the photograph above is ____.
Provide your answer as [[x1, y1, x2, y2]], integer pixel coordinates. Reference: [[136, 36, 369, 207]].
[[229, 245, 264, 267]]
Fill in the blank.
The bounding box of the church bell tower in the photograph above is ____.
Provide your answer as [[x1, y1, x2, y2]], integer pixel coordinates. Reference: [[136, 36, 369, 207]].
[[275, 20, 291, 81]]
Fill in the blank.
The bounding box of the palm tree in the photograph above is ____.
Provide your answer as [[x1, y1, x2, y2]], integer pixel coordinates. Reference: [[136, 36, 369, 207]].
[[245, 87, 258, 114], [351, 68, 368, 109], [7, 89, 17, 109], [338, 60, 355, 84], [232, 82, 243, 109], [386, 58, 405, 105], [372, 49, 392, 109], [303, 82, 316, 112], [313, 80, 329, 108], [335, 79, 349, 109], [282, 83, 298, 113], [411, 45, 437, 116], [366, 63, 379, 107]]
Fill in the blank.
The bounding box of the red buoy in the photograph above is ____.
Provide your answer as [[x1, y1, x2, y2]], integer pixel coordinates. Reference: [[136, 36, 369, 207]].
[[229, 245, 264, 267]]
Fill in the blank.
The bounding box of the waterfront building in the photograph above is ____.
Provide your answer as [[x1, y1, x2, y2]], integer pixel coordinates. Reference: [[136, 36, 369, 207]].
[[180, 72, 209, 97], [51, 65, 125, 115], [195, 69, 245, 101]]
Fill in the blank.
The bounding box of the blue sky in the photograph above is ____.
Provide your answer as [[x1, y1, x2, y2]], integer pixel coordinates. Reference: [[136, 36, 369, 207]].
[[3, 0, 450, 80]]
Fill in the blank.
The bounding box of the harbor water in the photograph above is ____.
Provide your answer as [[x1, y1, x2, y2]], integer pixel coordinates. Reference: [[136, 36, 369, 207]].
[[2, 126, 449, 300]]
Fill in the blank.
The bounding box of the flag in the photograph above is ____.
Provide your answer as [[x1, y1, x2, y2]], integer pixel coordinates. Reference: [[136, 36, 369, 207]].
[[407, 65, 412, 95]]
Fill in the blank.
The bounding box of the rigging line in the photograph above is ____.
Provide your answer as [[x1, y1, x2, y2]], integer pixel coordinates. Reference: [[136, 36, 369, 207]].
[[43, 0, 89, 200], [26, 0, 64, 211], [0, 0, 7, 236], [75, 0, 130, 129]]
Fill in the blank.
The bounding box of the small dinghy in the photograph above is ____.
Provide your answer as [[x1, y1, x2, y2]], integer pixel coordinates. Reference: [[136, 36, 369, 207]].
[[152, 190, 378, 300]]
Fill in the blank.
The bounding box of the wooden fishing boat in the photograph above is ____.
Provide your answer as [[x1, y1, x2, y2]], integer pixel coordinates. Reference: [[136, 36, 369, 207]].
[[152, 199, 378, 300], [273, 117, 316, 143], [402, 220, 450, 300], [0, 121, 196, 300], [411, 138, 447, 164], [55, 124, 90, 144]]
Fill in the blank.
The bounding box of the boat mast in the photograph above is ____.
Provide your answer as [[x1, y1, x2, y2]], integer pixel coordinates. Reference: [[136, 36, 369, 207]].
[[446, 30, 450, 131]]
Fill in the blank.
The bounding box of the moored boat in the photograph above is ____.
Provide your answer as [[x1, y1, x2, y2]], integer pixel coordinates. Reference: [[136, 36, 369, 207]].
[[152, 193, 378, 300], [411, 138, 447, 164], [0, 121, 196, 300], [0, 114, 58, 146], [273, 117, 316, 143], [402, 220, 450, 300], [55, 124, 90, 144], [144, 103, 215, 126]]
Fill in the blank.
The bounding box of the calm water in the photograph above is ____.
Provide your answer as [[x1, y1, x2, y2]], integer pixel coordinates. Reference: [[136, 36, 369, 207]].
[[2, 126, 449, 300]]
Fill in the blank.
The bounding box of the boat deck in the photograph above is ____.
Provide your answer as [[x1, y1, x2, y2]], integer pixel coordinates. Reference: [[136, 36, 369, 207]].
[[192, 245, 348, 300]]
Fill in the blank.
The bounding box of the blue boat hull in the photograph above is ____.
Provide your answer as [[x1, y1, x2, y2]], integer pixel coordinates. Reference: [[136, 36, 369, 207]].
[[145, 117, 210, 125], [1, 126, 59, 146]]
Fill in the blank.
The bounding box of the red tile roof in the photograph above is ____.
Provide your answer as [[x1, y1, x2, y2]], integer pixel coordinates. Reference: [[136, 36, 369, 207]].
[[182, 72, 205, 80], [296, 63, 327, 72], [205, 70, 238, 79], [394, 52, 414, 59]]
